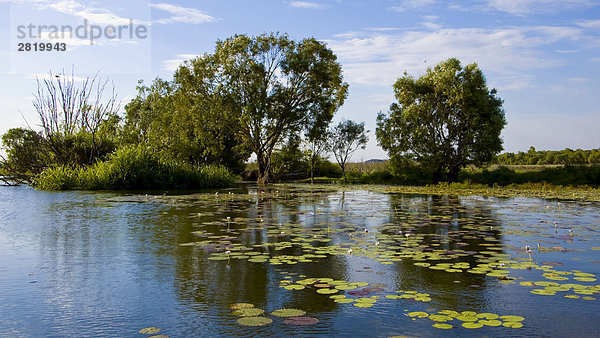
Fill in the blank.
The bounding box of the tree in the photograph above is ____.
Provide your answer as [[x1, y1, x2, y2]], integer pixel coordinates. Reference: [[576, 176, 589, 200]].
[[123, 77, 249, 173], [306, 126, 330, 184], [176, 33, 348, 183], [376, 58, 506, 182], [330, 120, 369, 182], [33, 69, 120, 166], [0, 128, 47, 184]]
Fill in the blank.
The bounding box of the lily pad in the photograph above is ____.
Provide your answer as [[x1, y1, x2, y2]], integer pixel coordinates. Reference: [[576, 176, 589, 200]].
[[237, 316, 273, 327], [284, 316, 320, 326], [139, 327, 161, 334], [462, 322, 483, 329], [432, 323, 453, 329], [271, 308, 306, 317], [231, 303, 255, 310], [233, 308, 265, 317]]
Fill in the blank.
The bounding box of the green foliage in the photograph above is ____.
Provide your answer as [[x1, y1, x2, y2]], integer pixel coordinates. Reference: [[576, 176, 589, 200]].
[[497, 147, 600, 165], [377, 58, 506, 182], [1, 128, 47, 183], [123, 78, 249, 173], [330, 120, 368, 181], [34, 145, 233, 190], [461, 165, 600, 187], [177, 33, 348, 183]]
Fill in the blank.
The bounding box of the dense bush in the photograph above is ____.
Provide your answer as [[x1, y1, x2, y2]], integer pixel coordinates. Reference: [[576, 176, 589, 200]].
[[497, 147, 600, 165], [34, 145, 233, 190], [460, 165, 600, 187]]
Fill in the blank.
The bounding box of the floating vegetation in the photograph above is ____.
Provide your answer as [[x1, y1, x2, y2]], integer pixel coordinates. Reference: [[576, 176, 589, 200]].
[[167, 185, 600, 334], [138, 327, 161, 334], [405, 310, 525, 330], [284, 316, 320, 326], [233, 308, 265, 317], [271, 308, 307, 317], [236, 317, 273, 327]]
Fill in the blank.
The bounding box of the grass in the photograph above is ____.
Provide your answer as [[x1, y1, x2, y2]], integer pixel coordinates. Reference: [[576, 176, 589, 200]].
[[282, 182, 600, 202], [34, 145, 234, 190]]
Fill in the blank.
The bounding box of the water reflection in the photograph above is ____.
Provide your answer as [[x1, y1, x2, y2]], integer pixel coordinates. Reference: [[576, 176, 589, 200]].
[[1, 185, 599, 337]]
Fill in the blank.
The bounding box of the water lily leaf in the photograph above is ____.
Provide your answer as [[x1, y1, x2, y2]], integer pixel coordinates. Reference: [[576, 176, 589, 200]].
[[139, 327, 161, 334], [233, 308, 265, 317], [231, 303, 255, 310], [500, 315, 525, 322], [408, 311, 429, 318], [432, 323, 453, 329], [271, 308, 306, 317], [237, 316, 273, 327], [355, 297, 377, 303], [428, 314, 452, 322], [476, 313, 499, 320], [480, 319, 502, 326], [353, 302, 374, 308], [316, 288, 339, 294], [284, 284, 305, 290], [502, 321, 523, 328], [284, 316, 319, 326], [334, 298, 355, 303], [462, 322, 483, 329]]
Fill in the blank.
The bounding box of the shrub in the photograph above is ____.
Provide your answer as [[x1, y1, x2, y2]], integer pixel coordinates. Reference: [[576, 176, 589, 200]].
[[34, 145, 234, 190]]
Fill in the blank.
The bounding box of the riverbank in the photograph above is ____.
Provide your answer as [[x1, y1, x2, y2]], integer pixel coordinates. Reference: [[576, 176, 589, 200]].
[[281, 182, 600, 202]]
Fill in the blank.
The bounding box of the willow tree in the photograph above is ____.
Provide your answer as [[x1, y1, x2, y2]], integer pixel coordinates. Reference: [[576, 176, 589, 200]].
[[176, 33, 348, 183], [376, 58, 506, 182]]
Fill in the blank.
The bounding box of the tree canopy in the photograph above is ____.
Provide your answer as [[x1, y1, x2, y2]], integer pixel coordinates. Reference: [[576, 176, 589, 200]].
[[175, 33, 348, 183], [330, 120, 369, 181], [376, 58, 506, 182]]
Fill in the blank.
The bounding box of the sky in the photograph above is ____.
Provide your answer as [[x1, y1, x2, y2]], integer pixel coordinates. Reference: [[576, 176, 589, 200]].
[[1, 0, 599, 160]]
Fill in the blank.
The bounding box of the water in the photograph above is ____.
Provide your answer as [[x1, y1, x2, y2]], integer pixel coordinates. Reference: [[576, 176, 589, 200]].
[[1, 184, 599, 337]]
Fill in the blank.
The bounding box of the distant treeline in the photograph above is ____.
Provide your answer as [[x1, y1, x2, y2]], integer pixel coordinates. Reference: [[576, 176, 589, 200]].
[[496, 147, 600, 165]]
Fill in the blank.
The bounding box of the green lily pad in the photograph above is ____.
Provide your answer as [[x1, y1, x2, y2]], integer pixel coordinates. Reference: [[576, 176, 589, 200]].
[[476, 313, 499, 320], [500, 315, 525, 322], [408, 311, 429, 318], [284, 284, 305, 290], [271, 308, 306, 317], [316, 288, 339, 294], [334, 298, 355, 303], [139, 327, 161, 334], [432, 323, 453, 329], [462, 322, 483, 329], [231, 303, 255, 310], [237, 316, 273, 327], [502, 321, 523, 328], [353, 302, 374, 308], [233, 308, 265, 317], [480, 319, 502, 326]]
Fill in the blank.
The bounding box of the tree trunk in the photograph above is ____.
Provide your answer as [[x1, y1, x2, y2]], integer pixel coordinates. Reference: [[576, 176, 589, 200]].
[[341, 164, 347, 183], [257, 152, 271, 184]]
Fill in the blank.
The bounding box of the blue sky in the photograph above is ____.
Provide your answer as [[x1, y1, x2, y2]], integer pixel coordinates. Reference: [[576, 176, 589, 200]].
[[1, 0, 599, 160]]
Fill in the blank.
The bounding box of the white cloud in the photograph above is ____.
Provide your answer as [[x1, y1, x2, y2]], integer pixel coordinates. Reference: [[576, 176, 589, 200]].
[[47, 0, 131, 25], [326, 26, 582, 88], [162, 54, 201, 72], [150, 3, 216, 24], [577, 19, 600, 28], [483, 0, 596, 15], [390, 0, 436, 12], [288, 1, 327, 9]]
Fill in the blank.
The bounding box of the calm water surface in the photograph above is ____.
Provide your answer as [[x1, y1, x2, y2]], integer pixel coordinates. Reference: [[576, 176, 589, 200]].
[[1, 184, 599, 337]]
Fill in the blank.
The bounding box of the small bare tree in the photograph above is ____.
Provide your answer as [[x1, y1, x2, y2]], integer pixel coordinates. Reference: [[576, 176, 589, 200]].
[[33, 68, 120, 165]]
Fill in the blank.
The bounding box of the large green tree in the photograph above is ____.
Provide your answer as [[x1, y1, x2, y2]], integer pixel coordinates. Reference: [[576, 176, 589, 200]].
[[377, 58, 506, 182], [176, 33, 348, 183]]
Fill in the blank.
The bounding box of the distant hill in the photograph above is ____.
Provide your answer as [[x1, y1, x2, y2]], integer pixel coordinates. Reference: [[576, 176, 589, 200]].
[[364, 159, 386, 163]]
